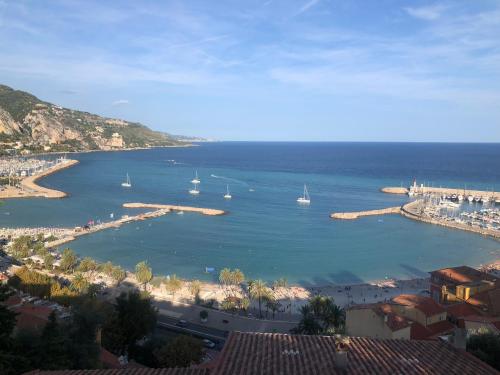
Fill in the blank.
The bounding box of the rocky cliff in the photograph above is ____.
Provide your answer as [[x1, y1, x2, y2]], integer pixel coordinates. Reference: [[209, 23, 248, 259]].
[[0, 84, 189, 154]]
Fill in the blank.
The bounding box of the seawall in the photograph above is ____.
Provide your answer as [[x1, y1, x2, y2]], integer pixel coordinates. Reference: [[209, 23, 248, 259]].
[[382, 186, 500, 198], [123, 202, 226, 216], [330, 206, 401, 220]]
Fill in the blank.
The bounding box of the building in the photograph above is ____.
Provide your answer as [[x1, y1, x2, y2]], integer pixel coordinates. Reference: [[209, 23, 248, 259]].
[[430, 266, 498, 304], [23, 331, 498, 374], [346, 303, 412, 339], [346, 294, 455, 341]]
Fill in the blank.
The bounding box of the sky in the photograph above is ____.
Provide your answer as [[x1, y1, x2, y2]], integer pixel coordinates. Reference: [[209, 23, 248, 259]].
[[0, 0, 500, 142]]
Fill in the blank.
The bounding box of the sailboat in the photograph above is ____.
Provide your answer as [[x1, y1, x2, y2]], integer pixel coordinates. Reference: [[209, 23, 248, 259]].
[[297, 185, 311, 204], [224, 185, 232, 199], [121, 173, 131, 188], [191, 170, 201, 184], [189, 181, 200, 195]]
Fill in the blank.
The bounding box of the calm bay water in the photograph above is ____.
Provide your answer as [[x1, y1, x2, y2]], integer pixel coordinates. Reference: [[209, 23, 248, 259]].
[[1, 142, 500, 285]]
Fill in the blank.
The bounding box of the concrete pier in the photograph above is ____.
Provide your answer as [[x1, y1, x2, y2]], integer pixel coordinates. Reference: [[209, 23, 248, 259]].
[[123, 202, 226, 216], [330, 206, 401, 220], [382, 186, 500, 199]]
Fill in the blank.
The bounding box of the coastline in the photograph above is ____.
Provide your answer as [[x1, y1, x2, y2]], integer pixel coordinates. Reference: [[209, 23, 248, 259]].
[[0, 159, 79, 199]]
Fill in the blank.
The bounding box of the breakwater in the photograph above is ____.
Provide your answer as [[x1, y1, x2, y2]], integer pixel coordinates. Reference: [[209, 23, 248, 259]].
[[123, 202, 226, 216], [330, 206, 401, 220], [401, 200, 500, 240], [382, 186, 500, 199]]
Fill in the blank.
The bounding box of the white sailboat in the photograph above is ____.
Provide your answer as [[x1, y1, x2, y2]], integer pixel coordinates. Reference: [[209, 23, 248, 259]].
[[224, 185, 232, 199], [189, 182, 200, 195], [297, 185, 311, 204], [191, 170, 201, 184], [121, 173, 131, 188]]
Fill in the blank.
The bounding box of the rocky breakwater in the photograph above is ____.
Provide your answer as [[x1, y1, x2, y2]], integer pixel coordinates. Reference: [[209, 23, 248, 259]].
[[381, 187, 409, 194], [330, 206, 401, 220], [123, 202, 226, 216]]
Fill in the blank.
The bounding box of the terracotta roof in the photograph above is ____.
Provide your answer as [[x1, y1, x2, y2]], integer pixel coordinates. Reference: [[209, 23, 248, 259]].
[[211, 331, 497, 374], [446, 303, 480, 319], [13, 304, 52, 331], [392, 294, 446, 317], [430, 266, 497, 285], [467, 288, 500, 316], [99, 348, 121, 369], [410, 320, 456, 340], [25, 369, 209, 375], [372, 304, 411, 332]]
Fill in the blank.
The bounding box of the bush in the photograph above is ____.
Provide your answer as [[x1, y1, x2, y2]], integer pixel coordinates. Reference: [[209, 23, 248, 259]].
[[200, 310, 208, 320]]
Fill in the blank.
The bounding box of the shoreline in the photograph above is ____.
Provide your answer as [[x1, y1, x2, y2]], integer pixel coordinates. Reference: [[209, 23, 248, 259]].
[[0, 159, 79, 199]]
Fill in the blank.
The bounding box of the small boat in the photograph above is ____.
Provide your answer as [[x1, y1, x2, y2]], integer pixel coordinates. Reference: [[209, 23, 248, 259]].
[[110, 213, 114, 219], [189, 182, 200, 195], [468, 195, 474, 203], [177, 211, 184, 215], [191, 170, 201, 184], [297, 184, 311, 204], [457, 195, 464, 202], [224, 184, 232, 199], [121, 173, 131, 188]]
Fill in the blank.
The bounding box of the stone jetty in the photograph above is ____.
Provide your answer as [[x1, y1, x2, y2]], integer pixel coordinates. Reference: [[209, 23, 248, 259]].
[[330, 206, 401, 220], [382, 185, 499, 199], [123, 202, 226, 216]]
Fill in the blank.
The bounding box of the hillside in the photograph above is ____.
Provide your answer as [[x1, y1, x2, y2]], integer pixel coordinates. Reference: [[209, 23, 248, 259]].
[[0, 84, 190, 154]]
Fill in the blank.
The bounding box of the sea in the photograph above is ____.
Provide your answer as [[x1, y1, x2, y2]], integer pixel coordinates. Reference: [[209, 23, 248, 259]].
[[2, 142, 500, 285]]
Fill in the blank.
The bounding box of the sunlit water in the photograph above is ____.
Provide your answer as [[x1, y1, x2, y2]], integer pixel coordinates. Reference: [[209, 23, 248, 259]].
[[1, 142, 499, 285]]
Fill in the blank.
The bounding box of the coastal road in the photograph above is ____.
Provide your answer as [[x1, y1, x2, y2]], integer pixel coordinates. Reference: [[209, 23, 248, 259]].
[[157, 315, 228, 349]]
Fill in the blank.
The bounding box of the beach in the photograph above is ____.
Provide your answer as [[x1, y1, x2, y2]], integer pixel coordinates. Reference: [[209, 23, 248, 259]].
[[0, 158, 78, 199]]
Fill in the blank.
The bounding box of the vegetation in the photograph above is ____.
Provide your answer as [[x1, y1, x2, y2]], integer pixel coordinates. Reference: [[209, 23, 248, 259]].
[[153, 335, 203, 368], [135, 261, 153, 290], [248, 279, 270, 318], [59, 248, 78, 273], [467, 331, 500, 371], [102, 290, 158, 355], [163, 275, 183, 297], [293, 296, 345, 335], [189, 280, 202, 302]]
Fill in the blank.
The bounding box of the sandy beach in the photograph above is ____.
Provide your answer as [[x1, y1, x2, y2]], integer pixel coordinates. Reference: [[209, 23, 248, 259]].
[[0, 158, 78, 199]]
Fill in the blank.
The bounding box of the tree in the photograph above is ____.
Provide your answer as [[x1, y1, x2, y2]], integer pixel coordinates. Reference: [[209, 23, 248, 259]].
[[189, 280, 202, 302], [0, 284, 25, 375], [273, 277, 288, 290], [71, 273, 90, 294], [99, 261, 115, 276], [248, 279, 270, 318], [199, 310, 208, 321], [163, 275, 183, 298], [43, 253, 54, 270], [111, 266, 126, 286], [219, 268, 231, 288], [154, 336, 202, 368], [467, 331, 500, 371], [293, 296, 345, 335], [102, 291, 157, 355], [0, 285, 16, 346], [135, 261, 152, 290], [10, 235, 32, 259], [77, 257, 98, 276], [60, 248, 78, 273], [39, 311, 71, 370]]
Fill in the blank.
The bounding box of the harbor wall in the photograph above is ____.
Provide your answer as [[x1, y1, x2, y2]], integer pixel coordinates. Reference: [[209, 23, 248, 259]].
[[123, 202, 226, 216], [382, 186, 500, 199], [330, 206, 401, 220], [401, 200, 500, 240]]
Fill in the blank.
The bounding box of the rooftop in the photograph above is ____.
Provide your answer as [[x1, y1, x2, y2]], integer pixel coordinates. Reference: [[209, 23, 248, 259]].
[[466, 287, 500, 316], [25, 369, 209, 375], [392, 294, 446, 317], [372, 303, 411, 332], [410, 320, 456, 340], [430, 266, 497, 286], [211, 331, 497, 374]]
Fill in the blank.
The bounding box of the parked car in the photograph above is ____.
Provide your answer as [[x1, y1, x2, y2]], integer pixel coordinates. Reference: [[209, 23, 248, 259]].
[[202, 339, 216, 349], [176, 319, 188, 327]]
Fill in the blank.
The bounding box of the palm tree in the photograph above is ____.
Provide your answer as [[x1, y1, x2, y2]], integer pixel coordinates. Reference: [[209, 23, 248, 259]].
[[248, 279, 269, 318], [189, 280, 202, 302], [163, 275, 183, 298], [135, 261, 153, 290], [71, 273, 89, 294]]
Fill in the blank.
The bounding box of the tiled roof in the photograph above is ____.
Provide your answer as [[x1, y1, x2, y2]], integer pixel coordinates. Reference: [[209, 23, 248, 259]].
[[467, 288, 500, 316], [25, 369, 210, 375], [13, 304, 52, 331], [372, 304, 411, 332], [392, 294, 446, 317], [446, 303, 480, 318], [211, 332, 498, 374], [410, 320, 455, 340], [430, 266, 497, 285]]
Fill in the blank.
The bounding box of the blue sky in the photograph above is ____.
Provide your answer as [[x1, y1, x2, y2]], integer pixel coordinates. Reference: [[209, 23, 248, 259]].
[[0, 0, 499, 141]]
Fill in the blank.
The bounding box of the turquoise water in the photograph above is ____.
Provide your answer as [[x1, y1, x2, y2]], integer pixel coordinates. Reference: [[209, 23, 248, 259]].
[[1, 142, 499, 285]]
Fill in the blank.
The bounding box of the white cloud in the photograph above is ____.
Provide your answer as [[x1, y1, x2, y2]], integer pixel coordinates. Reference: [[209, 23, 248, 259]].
[[112, 99, 129, 106], [295, 0, 320, 16], [404, 5, 447, 21]]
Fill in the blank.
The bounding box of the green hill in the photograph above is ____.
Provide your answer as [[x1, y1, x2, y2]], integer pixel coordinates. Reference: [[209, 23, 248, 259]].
[[0, 84, 189, 154]]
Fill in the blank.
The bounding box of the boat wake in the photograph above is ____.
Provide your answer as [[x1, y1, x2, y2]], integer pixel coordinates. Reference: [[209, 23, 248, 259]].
[[210, 174, 248, 185]]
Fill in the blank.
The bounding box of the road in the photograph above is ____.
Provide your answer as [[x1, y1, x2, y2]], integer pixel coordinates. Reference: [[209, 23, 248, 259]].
[[156, 315, 228, 350]]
